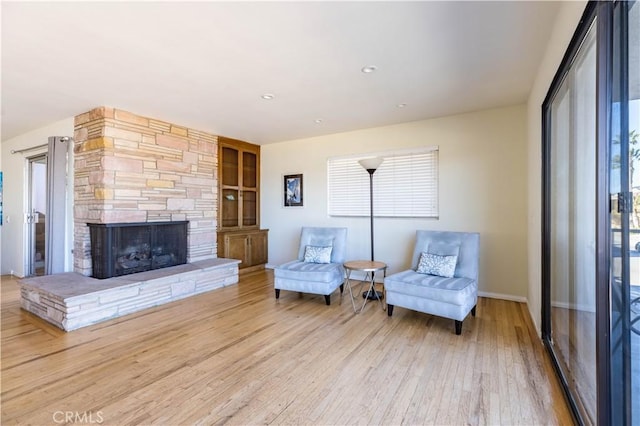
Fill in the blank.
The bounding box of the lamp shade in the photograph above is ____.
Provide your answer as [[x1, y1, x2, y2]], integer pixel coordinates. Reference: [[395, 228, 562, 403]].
[[359, 157, 383, 171]]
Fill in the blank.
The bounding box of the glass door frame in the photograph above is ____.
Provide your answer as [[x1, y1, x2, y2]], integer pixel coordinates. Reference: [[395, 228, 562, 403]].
[[608, 1, 636, 424], [26, 153, 47, 277], [542, 1, 637, 424], [542, 3, 598, 423], [595, 2, 614, 425]]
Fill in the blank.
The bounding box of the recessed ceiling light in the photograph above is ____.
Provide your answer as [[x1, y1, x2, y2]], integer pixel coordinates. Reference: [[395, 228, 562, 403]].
[[396, 103, 407, 108], [361, 66, 377, 74], [314, 119, 323, 124], [261, 94, 275, 100]]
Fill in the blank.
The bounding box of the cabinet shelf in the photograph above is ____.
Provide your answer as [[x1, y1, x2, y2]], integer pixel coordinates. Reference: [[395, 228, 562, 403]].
[[218, 137, 267, 270]]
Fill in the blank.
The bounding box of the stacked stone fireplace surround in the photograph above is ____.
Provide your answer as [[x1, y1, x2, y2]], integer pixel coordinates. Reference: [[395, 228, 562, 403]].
[[74, 106, 218, 271], [20, 107, 240, 331]]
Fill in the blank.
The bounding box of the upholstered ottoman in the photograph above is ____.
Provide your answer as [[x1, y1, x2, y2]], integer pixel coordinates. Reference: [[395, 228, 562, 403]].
[[384, 231, 479, 335]]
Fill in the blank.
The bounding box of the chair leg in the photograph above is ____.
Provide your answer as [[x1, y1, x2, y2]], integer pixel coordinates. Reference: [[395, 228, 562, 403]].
[[455, 320, 462, 335], [387, 304, 394, 317], [324, 295, 331, 306], [275, 289, 280, 299], [340, 283, 344, 293], [471, 305, 477, 317]]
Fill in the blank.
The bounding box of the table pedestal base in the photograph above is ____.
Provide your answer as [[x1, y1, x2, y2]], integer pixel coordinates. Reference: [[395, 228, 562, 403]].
[[363, 290, 384, 300]]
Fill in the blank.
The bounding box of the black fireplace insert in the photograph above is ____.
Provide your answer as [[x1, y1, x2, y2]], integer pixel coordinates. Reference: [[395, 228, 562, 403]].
[[88, 221, 188, 279]]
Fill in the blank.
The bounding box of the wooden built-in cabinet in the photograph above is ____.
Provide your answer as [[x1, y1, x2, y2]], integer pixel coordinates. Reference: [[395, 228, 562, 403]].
[[217, 229, 268, 271], [217, 137, 268, 271]]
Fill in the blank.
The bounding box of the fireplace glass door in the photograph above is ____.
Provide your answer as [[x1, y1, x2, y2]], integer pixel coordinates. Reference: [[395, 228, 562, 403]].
[[88, 222, 188, 279]]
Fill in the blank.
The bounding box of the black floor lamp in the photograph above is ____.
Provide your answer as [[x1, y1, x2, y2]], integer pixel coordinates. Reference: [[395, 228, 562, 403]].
[[359, 157, 383, 299]]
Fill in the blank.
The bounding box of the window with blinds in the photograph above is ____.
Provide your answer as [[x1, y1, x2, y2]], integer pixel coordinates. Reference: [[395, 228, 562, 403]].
[[327, 147, 439, 218]]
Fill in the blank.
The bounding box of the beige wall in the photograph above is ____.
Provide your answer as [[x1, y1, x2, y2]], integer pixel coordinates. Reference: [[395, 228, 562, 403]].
[[526, 1, 588, 332], [0, 1, 589, 308], [1, 118, 75, 277], [262, 104, 529, 300]]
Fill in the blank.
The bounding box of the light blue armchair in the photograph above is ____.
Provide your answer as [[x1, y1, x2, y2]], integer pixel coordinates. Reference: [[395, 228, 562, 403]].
[[274, 227, 348, 305], [384, 230, 480, 335]]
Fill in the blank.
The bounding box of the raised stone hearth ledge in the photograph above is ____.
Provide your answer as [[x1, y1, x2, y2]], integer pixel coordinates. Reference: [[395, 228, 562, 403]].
[[19, 258, 240, 331]]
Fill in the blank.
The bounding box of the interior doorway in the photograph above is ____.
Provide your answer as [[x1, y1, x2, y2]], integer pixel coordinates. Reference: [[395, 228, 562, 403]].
[[27, 154, 47, 276]]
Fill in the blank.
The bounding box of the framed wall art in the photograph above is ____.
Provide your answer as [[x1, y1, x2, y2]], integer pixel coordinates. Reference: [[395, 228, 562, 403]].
[[284, 174, 303, 207]]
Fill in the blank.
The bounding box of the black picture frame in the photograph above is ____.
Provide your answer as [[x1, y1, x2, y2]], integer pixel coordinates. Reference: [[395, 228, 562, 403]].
[[284, 174, 303, 207]]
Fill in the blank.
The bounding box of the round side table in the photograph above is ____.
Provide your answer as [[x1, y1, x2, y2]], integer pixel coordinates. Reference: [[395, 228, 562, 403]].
[[343, 260, 387, 313]]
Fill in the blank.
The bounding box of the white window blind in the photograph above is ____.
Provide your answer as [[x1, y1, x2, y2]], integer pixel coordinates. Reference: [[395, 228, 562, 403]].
[[327, 147, 439, 218]]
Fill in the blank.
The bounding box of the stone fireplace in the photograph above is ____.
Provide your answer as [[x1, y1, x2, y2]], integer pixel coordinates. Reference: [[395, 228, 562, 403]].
[[73, 107, 218, 276], [18, 107, 240, 331]]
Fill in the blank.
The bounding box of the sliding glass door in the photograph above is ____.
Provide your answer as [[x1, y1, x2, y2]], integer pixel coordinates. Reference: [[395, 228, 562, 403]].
[[543, 2, 639, 424], [610, 2, 639, 424], [544, 9, 598, 423]]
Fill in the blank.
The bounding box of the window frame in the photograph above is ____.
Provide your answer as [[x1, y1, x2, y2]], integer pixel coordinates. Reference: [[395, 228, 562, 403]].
[[327, 146, 439, 219]]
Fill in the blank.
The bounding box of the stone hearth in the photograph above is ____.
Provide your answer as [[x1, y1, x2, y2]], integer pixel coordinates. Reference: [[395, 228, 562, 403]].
[[20, 258, 239, 331]]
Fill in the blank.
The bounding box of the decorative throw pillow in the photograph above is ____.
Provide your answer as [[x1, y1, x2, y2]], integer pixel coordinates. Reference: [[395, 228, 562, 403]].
[[303, 245, 333, 264], [416, 252, 457, 278]]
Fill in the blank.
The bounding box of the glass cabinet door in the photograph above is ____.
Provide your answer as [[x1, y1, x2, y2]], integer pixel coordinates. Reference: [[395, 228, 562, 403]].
[[242, 151, 257, 189], [242, 191, 257, 227], [221, 146, 240, 228], [219, 141, 260, 230], [221, 147, 239, 187], [242, 151, 257, 227], [221, 189, 239, 228]]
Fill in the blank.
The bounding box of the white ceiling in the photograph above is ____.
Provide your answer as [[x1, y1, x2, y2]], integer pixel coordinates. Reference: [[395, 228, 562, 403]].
[[1, 1, 560, 145]]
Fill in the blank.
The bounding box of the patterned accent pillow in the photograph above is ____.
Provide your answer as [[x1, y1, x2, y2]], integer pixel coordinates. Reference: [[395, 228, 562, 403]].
[[303, 245, 333, 264], [416, 252, 457, 278]]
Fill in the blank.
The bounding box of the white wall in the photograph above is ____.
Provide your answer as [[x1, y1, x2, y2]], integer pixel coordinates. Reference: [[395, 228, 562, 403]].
[[0, 144, 3, 271], [526, 1, 588, 332], [1, 118, 75, 277], [262, 105, 529, 300]]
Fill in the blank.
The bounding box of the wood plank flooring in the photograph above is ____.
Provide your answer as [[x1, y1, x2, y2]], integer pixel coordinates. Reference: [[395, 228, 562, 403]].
[[550, 306, 596, 422], [1, 271, 573, 425]]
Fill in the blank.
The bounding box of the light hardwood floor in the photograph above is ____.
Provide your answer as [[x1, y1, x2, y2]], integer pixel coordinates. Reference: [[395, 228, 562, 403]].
[[550, 307, 596, 422], [1, 271, 573, 425]]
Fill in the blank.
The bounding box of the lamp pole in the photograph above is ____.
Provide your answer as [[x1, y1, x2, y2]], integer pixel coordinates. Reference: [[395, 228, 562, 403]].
[[359, 157, 383, 300], [365, 168, 376, 261], [358, 157, 383, 260]]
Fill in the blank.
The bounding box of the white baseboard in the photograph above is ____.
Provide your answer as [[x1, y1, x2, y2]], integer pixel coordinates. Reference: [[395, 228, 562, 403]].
[[551, 301, 596, 313], [478, 291, 527, 303]]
